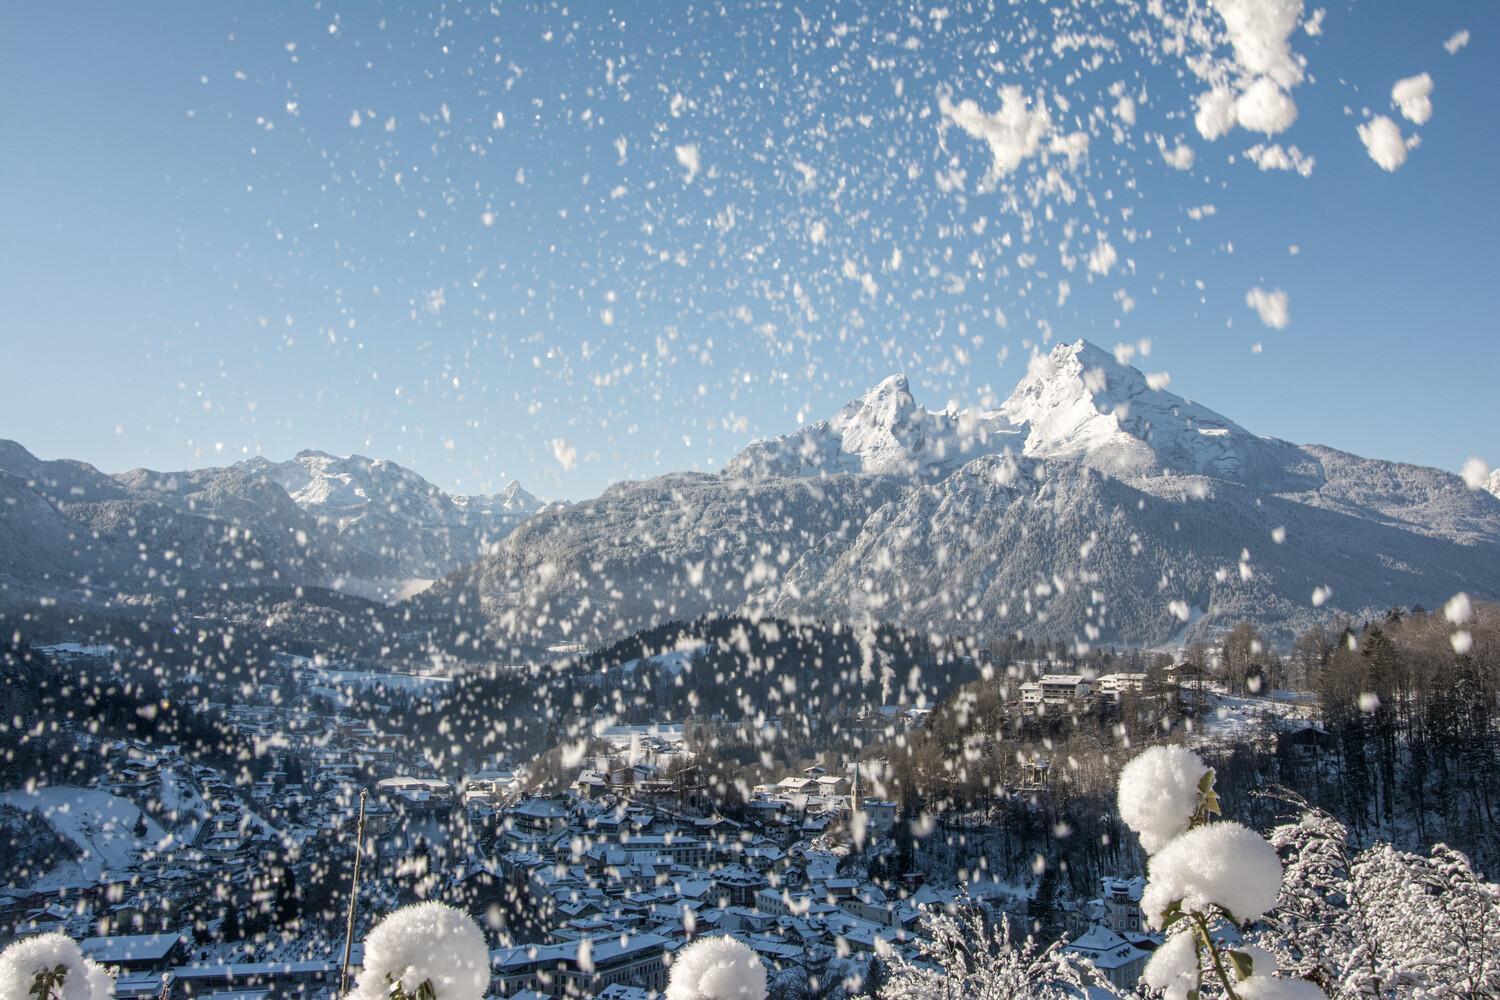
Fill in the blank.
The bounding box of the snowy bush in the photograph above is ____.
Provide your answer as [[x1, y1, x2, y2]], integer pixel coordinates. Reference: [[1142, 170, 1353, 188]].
[[1140, 822, 1283, 928], [665, 935, 768, 1000], [1120, 746, 1324, 1000], [1257, 802, 1500, 1000], [348, 902, 490, 1000], [1118, 744, 1216, 854], [862, 904, 1116, 1000], [0, 932, 114, 1000]]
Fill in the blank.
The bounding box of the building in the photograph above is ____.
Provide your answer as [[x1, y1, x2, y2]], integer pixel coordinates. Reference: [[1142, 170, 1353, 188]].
[[1063, 925, 1151, 990], [491, 933, 671, 997], [1100, 876, 1146, 935], [1020, 674, 1093, 706], [1095, 673, 1151, 700], [504, 798, 572, 847], [163, 959, 338, 997], [79, 932, 190, 974]]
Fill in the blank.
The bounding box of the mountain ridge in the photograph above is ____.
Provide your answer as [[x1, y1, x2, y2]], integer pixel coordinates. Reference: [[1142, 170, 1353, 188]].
[[0, 442, 544, 606], [424, 339, 1500, 649]]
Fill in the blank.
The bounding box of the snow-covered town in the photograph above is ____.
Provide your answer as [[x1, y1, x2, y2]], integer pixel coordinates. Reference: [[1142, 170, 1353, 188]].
[[6, 627, 1481, 999], [5, 0, 1500, 998]]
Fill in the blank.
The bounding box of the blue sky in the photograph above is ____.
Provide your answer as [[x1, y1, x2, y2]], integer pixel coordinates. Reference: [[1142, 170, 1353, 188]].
[[1, 1, 1496, 499]]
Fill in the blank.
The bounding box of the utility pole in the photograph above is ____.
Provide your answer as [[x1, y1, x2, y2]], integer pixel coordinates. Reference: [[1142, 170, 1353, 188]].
[[339, 788, 369, 997]]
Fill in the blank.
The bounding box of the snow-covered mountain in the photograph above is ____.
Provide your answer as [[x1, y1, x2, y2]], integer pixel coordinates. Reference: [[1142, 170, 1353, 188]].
[[429, 339, 1500, 648], [0, 442, 543, 606], [724, 373, 1021, 479]]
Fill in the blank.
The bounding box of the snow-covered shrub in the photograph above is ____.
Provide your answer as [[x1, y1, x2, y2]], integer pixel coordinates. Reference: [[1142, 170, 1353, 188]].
[[1140, 822, 1282, 928], [1257, 802, 1500, 1000], [864, 904, 1117, 1000], [1119, 746, 1324, 1000], [665, 935, 768, 1000], [348, 902, 490, 1000], [1118, 744, 1216, 854], [1143, 924, 1201, 1000], [0, 932, 114, 1000]]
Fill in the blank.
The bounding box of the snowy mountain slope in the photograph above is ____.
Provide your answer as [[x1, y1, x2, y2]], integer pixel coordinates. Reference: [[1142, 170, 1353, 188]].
[[432, 340, 1500, 648], [725, 374, 1022, 479], [0, 786, 168, 887], [235, 450, 543, 580], [997, 341, 1311, 486], [426, 471, 907, 645], [0, 441, 542, 607]]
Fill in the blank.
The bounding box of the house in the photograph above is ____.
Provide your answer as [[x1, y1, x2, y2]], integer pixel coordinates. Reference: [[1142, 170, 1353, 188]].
[[1096, 673, 1151, 700], [504, 799, 572, 847], [161, 958, 339, 997], [1099, 876, 1146, 935], [814, 775, 849, 797], [856, 800, 897, 837], [1165, 662, 1206, 685], [1035, 674, 1093, 704], [1063, 924, 1151, 990], [710, 865, 769, 907], [79, 932, 190, 974], [490, 933, 671, 998]]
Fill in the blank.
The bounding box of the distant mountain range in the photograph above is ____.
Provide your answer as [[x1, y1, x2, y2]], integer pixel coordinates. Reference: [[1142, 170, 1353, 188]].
[[6, 338, 1499, 648], [0, 443, 543, 605], [425, 340, 1500, 648]]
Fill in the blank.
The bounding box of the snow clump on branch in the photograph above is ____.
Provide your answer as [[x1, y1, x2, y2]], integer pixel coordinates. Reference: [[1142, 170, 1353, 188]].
[[1117, 744, 1215, 854], [0, 932, 114, 1000], [348, 902, 490, 1000], [666, 935, 768, 1000]]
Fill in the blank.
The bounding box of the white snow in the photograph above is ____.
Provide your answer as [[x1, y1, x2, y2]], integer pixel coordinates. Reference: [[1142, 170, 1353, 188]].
[[1358, 115, 1410, 172], [939, 87, 1053, 179], [0, 932, 113, 1000], [1143, 930, 1200, 1000], [1161, 142, 1196, 170], [1195, 88, 1239, 141], [1244, 144, 1314, 176], [1238, 975, 1330, 1000], [0, 786, 167, 882], [666, 935, 768, 1000], [1213, 0, 1307, 89], [1392, 73, 1434, 125], [1246, 287, 1290, 329], [1141, 822, 1283, 928], [1234, 77, 1298, 135], [675, 144, 701, 184], [1459, 456, 1490, 490], [350, 902, 490, 1000], [1118, 745, 1212, 854], [1087, 238, 1120, 276]]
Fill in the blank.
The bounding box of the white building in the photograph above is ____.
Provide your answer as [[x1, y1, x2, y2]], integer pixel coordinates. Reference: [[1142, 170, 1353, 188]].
[[1095, 673, 1150, 700], [1020, 674, 1093, 706]]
